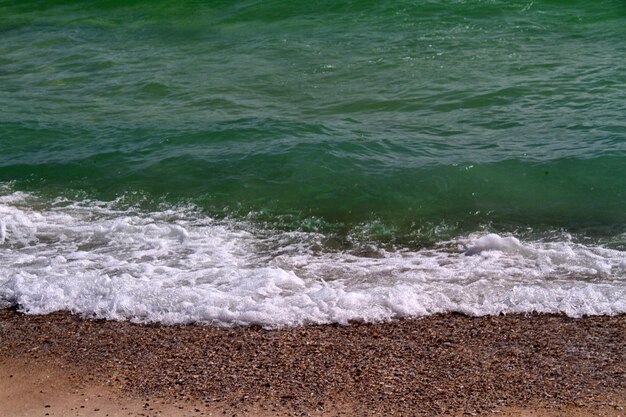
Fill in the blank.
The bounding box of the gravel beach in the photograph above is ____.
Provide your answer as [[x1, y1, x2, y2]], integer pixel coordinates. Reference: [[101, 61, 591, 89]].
[[1, 310, 624, 416]]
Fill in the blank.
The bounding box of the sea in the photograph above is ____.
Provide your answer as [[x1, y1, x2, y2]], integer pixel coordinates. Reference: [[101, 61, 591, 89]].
[[1, 0, 625, 327]]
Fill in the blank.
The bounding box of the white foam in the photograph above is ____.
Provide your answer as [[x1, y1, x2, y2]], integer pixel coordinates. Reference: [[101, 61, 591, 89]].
[[464, 233, 531, 256], [0, 191, 625, 326]]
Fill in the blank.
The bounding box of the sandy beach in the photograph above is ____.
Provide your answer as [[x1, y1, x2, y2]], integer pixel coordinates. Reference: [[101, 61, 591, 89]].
[[0, 310, 624, 416]]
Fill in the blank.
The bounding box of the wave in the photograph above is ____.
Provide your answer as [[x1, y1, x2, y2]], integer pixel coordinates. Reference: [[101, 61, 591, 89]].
[[1, 190, 624, 327]]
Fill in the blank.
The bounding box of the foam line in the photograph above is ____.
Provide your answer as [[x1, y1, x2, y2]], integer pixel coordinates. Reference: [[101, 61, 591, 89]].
[[1, 191, 625, 326]]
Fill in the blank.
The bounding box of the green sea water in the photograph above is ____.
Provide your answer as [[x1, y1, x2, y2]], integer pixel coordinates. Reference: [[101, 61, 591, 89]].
[[1, 0, 625, 245], [2, 0, 626, 324]]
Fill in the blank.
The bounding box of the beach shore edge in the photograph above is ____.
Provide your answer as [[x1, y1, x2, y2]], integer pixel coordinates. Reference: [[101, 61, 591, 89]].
[[1, 310, 624, 416]]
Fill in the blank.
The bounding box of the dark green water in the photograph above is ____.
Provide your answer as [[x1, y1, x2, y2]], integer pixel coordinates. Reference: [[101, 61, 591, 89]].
[[1, 0, 626, 244]]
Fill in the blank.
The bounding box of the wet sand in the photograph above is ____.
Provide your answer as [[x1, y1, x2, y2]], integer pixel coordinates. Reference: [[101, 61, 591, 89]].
[[0, 310, 624, 416]]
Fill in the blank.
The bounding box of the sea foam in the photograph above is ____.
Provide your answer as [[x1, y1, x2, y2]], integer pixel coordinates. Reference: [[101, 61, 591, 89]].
[[0, 191, 624, 327]]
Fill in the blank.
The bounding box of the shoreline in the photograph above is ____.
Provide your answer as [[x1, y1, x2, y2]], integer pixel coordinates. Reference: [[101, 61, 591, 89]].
[[1, 310, 624, 416]]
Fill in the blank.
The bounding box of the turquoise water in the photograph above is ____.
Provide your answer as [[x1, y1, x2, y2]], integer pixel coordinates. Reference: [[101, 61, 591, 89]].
[[1, 1, 625, 325]]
